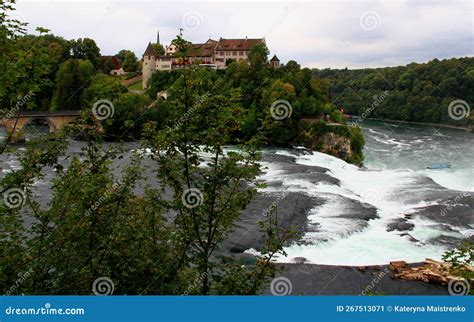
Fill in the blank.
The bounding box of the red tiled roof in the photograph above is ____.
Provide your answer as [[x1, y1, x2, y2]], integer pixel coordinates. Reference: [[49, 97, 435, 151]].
[[191, 39, 217, 57], [215, 38, 264, 51], [101, 56, 121, 70]]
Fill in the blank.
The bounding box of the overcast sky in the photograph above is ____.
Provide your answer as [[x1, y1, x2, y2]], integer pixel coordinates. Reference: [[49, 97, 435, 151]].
[[15, 0, 474, 69]]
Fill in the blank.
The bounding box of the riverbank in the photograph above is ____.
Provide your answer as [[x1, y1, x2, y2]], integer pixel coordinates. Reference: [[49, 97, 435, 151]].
[[263, 262, 449, 295], [361, 117, 472, 132]]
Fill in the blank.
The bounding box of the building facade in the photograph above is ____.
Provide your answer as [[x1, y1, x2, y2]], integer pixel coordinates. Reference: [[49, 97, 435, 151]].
[[142, 37, 271, 89]]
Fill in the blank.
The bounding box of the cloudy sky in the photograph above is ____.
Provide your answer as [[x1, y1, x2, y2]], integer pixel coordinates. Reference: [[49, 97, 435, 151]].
[[15, 0, 473, 69]]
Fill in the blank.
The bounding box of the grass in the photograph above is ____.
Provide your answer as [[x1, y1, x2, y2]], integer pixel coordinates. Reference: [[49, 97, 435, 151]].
[[128, 81, 143, 91]]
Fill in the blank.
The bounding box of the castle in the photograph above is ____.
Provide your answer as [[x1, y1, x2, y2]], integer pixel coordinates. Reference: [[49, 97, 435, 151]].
[[142, 31, 280, 89]]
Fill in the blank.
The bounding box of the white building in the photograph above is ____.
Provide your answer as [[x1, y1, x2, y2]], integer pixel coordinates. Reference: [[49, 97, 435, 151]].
[[142, 37, 269, 89]]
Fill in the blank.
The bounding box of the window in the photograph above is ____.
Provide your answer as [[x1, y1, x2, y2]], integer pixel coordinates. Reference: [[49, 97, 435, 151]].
[[233, 51, 237, 56], [239, 51, 244, 56]]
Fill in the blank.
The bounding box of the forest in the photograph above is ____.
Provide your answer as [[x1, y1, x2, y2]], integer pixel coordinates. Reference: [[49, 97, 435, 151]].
[[313, 57, 474, 125]]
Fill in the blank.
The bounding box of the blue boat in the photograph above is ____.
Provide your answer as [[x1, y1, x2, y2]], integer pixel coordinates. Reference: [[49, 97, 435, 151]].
[[427, 162, 451, 169]]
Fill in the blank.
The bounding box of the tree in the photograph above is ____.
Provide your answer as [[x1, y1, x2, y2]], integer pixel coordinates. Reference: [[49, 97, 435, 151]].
[[83, 73, 127, 104], [152, 43, 165, 56], [284, 60, 301, 74], [121, 51, 139, 73], [13, 33, 71, 110], [102, 93, 151, 140], [0, 2, 54, 151], [142, 34, 287, 294], [248, 42, 269, 69], [69, 38, 101, 70], [51, 59, 94, 110], [225, 58, 235, 66], [100, 56, 117, 74], [116, 49, 133, 62], [313, 57, 474, 125]]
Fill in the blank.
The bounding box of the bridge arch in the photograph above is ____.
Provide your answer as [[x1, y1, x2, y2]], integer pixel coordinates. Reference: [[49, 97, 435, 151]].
[[23, 117, 57, 133], [0, 110, 102, 134]]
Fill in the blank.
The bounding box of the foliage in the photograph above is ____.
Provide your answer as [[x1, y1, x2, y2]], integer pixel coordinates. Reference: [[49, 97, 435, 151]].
[[0, 129, 188, 294], [144, 41, 362, 164], [442, 241, 474, 294], [152, 43, 165, 56], [119, 50, 139, 73], [51, 59, 94, 110], [83, 73, 127, 104], [141, 34, 288, 294], [314, 57, 474, 125], [0, 34, 291, 296], [69, 38, 102, 70], [102, 93, 151, 140]]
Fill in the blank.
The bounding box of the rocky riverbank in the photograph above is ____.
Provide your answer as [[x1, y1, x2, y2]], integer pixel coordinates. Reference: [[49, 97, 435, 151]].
[[263, 262, 450, 295]]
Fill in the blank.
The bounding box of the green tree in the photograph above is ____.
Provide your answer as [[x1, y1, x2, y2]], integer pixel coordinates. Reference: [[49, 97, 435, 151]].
[[102, 93, 151, 139], [142, 35, 287, 294], [69, 38, 101, 70], [51, 59, 94, 110], [121, 51, 139, 73], [248, 42, 269, 70], [83, 73, 127, 104], [152, 43, 165, 56]]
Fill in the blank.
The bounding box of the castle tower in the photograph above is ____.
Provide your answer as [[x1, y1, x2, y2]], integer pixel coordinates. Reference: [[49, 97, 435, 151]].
[[142, 42, 156, 89], [270, 54, 280, 68]]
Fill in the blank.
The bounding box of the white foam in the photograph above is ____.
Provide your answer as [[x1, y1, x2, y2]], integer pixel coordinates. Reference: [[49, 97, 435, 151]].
[[261, 150, 469, 265], [421, 168, 474, 192]]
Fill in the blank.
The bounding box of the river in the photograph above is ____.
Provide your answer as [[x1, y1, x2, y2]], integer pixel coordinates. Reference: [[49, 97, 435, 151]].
[[1, 121, 473, 265]]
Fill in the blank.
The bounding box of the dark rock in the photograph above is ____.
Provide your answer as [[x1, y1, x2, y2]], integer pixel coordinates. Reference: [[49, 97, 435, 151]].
[[387, 218, 415, 232], [262, 263, 449, 295]]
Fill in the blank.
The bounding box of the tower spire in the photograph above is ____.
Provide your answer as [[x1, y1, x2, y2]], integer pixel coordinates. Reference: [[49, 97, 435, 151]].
[[157, 29, 160, 45]]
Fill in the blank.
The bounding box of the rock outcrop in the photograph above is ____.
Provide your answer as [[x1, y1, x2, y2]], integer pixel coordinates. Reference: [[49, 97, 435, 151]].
[[390, 259, 473, 289]]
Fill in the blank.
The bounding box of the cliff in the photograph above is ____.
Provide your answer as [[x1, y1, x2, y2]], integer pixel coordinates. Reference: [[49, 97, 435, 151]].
[[298, 119, 365, 166]]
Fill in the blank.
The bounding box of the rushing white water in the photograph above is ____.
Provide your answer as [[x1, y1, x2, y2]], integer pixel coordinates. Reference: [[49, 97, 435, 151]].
[[2, 121, 472, 265], [259, 121, 473, 265]]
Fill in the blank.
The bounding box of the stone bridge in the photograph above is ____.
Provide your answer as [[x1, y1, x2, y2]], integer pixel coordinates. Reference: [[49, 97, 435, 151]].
[[0, 110, 83, 133]]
